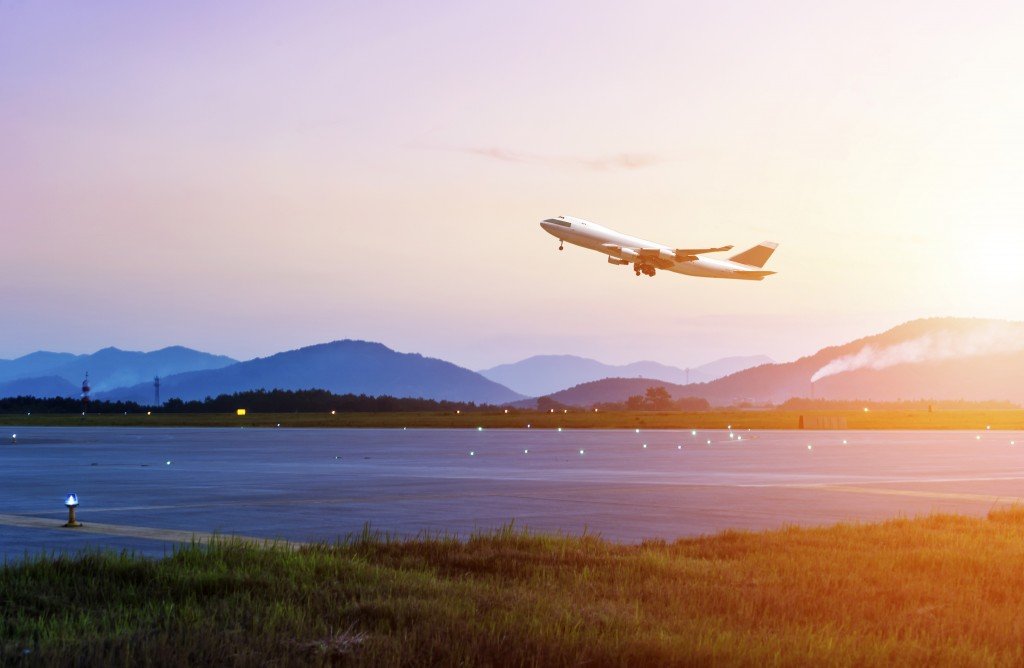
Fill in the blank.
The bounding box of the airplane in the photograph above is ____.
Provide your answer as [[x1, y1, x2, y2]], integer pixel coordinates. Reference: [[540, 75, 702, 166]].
[[539, 215, 778, 280]]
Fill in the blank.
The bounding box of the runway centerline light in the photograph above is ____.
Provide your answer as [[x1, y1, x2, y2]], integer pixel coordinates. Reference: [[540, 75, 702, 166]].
[[524, 449, 528, 454], [579, 449, 584, 455], [642, 443, 647, 448], [469, 451, 475, 456], [63, 493, 81, 528], [807, 444, 813, 450]]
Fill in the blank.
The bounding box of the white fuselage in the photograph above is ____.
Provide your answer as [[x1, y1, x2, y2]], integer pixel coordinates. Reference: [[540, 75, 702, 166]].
[[539, 215, 763, 279]]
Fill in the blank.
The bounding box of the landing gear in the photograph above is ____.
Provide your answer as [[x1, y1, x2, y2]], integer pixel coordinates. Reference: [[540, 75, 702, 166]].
[[558, 241, 564, 251], [633, 263, 655, 277]]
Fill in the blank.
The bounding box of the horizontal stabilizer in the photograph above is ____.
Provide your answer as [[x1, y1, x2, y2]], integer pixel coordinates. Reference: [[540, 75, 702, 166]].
[[730, 242, 778, 268], [735, 270, 776, 281]]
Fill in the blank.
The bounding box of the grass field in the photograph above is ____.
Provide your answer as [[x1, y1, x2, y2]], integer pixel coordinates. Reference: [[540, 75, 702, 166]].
[[2, 408, 1024, 430], [6, 511, 1024, 665]]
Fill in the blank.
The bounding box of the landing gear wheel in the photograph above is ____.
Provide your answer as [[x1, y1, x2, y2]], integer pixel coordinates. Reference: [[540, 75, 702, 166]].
[[558, 242, 564, 251]]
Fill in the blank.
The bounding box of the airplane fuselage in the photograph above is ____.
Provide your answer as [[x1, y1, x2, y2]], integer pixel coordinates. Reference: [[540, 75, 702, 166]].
[[539, 215, 775, 280]]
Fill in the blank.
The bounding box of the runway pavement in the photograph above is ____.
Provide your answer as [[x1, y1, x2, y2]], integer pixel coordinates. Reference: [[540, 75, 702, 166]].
[[2, 426, 1023, 558]]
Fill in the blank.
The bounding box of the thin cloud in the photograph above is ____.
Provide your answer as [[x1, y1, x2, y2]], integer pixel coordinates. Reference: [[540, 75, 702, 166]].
[[459, 147, 662, 171]]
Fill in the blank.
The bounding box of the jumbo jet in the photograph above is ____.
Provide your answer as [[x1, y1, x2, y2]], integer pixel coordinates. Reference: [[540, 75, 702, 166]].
[[539, 215, 778, 280]]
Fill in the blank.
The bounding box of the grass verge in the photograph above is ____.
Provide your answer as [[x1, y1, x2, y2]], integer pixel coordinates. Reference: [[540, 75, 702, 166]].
[[6, 511, 1024, 665], [3, 408, 1024, 430]]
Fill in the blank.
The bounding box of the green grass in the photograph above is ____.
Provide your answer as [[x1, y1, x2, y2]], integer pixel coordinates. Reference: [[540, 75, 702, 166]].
[[7, 511, 1024, 665], [3, 408, 1024, 430]]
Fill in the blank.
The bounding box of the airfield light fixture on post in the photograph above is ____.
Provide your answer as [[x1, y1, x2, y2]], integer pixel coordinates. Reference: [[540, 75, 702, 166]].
[[63, 493, 81, 528]]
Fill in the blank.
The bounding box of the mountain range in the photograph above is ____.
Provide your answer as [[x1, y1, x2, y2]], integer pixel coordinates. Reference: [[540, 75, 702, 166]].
[[539, 318, 1024, 407], [3, 318, 1021, 407], [96, 340, 524, 405], [477, 354, 772, 397], [0, 347, 237, 398]]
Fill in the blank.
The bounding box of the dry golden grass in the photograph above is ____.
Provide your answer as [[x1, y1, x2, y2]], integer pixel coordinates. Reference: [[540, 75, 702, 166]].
[[7, 511, 1024, 665]]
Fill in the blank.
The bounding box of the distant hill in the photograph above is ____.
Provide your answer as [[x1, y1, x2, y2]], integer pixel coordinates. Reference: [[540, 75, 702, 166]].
[[99, 340, 525, 405], [478, 354, 772, 397], [0, 346, 238, 397], [0, 375, 80, 399], [538, 318, 1024, 407]]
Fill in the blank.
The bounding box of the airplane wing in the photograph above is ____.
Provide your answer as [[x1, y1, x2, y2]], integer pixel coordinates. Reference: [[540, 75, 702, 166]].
[[673, 245, 733, 261], [635, 248, 675, 269]]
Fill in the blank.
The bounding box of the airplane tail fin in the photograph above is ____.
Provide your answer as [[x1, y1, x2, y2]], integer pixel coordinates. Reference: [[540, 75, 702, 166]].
[[730, 242, 778, 268]]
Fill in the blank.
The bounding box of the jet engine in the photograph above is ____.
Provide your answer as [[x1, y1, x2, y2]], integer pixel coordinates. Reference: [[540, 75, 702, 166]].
[[607, 257, 629, 265]]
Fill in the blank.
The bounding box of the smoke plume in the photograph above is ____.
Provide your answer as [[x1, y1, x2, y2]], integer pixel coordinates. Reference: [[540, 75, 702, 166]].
[[810, 324, 1024, 383]]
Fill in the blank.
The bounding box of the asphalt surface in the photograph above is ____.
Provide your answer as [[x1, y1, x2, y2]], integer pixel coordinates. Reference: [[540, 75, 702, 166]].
[[3, 426, 1024, 558]]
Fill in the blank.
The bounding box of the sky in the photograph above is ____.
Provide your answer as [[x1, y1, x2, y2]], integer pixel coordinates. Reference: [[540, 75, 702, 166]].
[[3, 0, 1024, 370]]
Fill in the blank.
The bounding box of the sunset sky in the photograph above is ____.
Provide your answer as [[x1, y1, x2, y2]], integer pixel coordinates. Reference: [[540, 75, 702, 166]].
[[3, 1, 1024, 369]]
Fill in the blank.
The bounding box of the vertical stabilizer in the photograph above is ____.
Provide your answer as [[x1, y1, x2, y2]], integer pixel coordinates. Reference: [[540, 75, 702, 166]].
[[730, 242, 778, 268]]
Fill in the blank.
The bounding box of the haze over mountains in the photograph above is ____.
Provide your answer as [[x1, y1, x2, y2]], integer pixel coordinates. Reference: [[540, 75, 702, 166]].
[[0, 347, 236, 398], [477, 355, 772, 397], [542, 318, 1024, 407], [97, 341, 524, 405], [3, 318, 1021, 406]]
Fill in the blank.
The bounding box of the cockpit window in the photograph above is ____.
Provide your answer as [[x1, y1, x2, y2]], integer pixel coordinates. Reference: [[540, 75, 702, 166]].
[[544, 218, 571, 228]]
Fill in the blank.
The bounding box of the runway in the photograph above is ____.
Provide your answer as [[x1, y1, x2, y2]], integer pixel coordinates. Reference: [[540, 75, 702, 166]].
[[2, 426, 1023, 558]]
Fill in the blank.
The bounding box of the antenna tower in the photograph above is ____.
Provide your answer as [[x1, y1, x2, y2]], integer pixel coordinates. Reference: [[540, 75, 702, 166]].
[[81, 372, 91, 413]]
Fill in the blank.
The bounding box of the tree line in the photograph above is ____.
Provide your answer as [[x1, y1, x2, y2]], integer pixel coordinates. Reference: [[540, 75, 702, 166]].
[[0, 389, 498, 414]]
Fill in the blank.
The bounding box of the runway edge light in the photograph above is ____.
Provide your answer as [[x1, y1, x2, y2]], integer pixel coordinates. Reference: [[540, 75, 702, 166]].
[[63, 493, 81, 528]]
